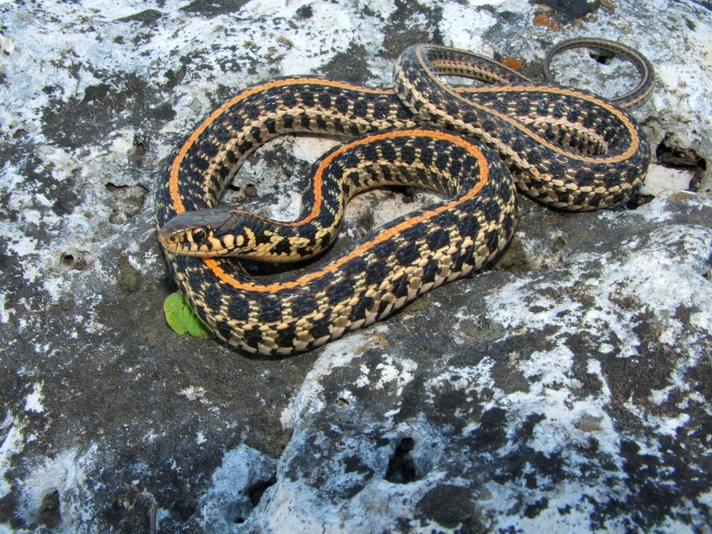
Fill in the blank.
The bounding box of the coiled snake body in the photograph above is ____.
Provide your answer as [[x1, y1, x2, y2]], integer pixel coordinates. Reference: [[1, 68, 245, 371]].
[[156, 42, 653, 355]]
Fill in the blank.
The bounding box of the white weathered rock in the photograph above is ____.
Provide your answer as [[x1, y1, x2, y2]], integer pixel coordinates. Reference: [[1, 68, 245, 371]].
[[0, 0, 709, 532]]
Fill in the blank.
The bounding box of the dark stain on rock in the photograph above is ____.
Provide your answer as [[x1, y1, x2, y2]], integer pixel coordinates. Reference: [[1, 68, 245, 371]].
[[686, 355, 712, 402], [0, 244, 27, 337], [104, 486, 156, 533], [319, 43, 372, 85], [488, 330, 557, 393], [117, 255, 142, 294], [600, 314, 679, 405], [531, 0, 602, 22], [524, 497, 549, 518], [416, 484, 483, 531], [597, 439, 680, 530], [343, 454, 374, 481], [570, 345, 605, 391], [0, 150, 82, 217], [380, 0, 444, 59], [38, 489, 61, 529], [295, 4, 313, 19], [41, 74, 176, 149], [0, 491, 18, 528], [470, 406, 509, 452], [117, 8, 163, 26], [180, 0, 250, 17]]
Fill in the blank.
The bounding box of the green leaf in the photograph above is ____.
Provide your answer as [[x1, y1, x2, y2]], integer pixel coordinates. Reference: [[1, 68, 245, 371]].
[[163, 291, 214, 338]]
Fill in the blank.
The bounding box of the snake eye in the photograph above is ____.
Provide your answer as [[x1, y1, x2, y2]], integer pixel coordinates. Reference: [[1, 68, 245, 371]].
[[191, 227, 210, 243]]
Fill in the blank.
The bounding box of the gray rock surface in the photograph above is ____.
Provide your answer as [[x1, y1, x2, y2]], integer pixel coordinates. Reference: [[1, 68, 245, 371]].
[[0, 0, 710, 532]]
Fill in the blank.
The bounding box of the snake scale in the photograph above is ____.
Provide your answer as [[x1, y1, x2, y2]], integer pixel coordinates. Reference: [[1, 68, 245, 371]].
[[155, 40, 653, 355]]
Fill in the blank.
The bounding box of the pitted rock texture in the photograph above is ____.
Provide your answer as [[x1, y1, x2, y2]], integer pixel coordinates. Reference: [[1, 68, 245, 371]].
[[232, 191, 712, 533], [0, 0, 710, 532]]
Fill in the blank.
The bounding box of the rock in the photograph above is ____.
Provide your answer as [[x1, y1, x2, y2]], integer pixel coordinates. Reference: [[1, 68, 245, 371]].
[[234, 191, 712, 532], [0, 0, 710, 532]]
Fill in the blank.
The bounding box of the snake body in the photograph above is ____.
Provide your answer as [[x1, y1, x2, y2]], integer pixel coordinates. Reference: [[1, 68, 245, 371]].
[[156, 41, 653, 355]]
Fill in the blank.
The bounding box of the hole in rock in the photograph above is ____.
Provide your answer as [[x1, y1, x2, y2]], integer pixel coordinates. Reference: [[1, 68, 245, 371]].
[[38, 489, 61, 528], [244, 184, 258, 198], [171, 496, 197, 522], [248, 475, 277, 506], [656, 134, 707, 192], [228, 475, 277, 524], [105, 183, 148, 224], [626, 135, 707, 209], [60, 251, 88, 270], [227, 501, 251, 525], [385, 437, 418, 484], [591, 51, 613, 65], [133, 132, 146, 157]]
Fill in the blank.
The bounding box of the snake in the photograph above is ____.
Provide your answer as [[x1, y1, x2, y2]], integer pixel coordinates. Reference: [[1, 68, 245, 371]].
[[155, 39, 653, 356]]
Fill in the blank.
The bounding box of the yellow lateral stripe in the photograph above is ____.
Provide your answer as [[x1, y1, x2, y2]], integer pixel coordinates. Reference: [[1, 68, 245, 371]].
[[168, 77, 395, 214], [203, 128, 490, 292], [169, 68, 638, 216], [414, 44, 640, 164]]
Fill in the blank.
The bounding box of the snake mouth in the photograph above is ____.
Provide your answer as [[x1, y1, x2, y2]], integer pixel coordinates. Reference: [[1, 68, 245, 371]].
[[157, 208, 245, 256]]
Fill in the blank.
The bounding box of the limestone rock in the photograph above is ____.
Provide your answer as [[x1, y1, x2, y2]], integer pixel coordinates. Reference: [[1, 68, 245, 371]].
[[0, 0, 710, 531]]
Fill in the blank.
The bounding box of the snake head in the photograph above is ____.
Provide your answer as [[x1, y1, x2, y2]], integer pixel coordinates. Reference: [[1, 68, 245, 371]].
[[157, 208, 250, 257]]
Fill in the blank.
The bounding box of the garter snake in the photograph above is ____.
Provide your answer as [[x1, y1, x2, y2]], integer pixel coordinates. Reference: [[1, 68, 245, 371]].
[[156, 39, 653, 355]]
